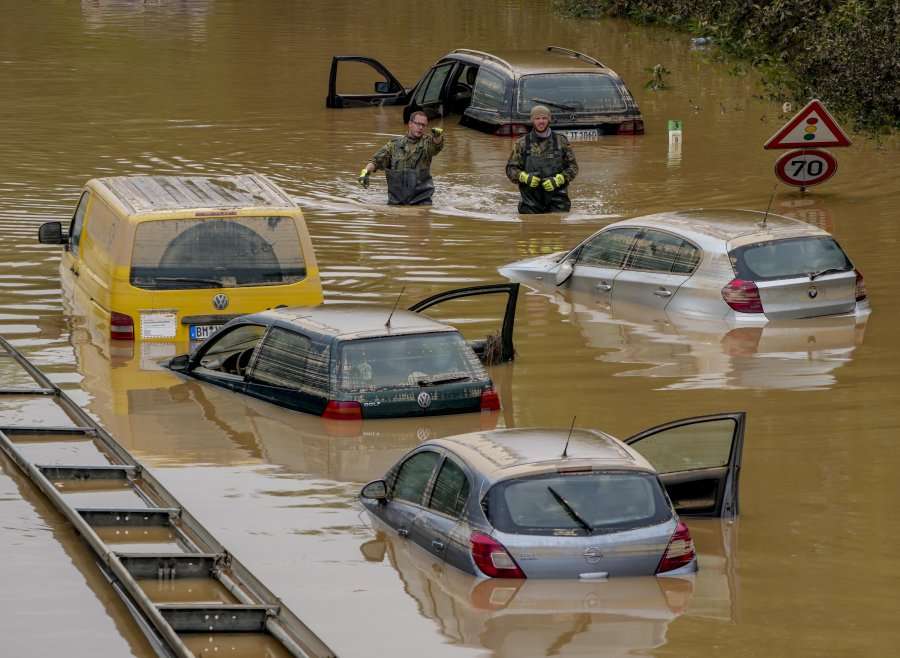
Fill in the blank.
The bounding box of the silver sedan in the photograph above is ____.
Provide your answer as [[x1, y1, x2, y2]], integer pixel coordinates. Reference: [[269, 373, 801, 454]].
[[500, 209, 869, 323], [360, 412, 745, 579]]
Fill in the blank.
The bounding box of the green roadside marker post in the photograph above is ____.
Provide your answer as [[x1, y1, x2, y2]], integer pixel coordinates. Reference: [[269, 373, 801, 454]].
[[668, 119, 683, 163]]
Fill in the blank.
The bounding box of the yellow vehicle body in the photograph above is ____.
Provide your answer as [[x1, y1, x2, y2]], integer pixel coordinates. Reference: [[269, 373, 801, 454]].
[[50, 175, 322, 344]]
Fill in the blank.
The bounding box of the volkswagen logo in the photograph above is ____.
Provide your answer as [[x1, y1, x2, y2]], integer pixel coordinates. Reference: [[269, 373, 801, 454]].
[[808, 286, 818, 299], [583, 546, 604, 564], [416, 391, 432, 409], [212, 293, 229, 310]]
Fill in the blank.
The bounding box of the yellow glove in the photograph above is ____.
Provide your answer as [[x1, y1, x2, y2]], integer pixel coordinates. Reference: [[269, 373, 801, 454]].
[[358, 168, 370, 188], [518, 171, 540, 188], [431, 127, 443, 137], [542, 173, 566, 191]]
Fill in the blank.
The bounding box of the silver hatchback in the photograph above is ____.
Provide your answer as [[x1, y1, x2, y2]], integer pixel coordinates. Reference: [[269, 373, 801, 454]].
[[360, 412, 745, 579], [500, 209, 869, 323]]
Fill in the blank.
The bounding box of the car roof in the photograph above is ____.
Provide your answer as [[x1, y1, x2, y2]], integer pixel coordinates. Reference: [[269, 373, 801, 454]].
[[246, 305, 457, 341], [428, 428, 655, 485], [449, 47, 613, 76], [89, 174, 296, 215], [609, 208, 829, 245]]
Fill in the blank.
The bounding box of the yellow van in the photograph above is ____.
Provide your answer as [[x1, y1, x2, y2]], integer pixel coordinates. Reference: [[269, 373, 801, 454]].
[[38, 174, 322, 343]]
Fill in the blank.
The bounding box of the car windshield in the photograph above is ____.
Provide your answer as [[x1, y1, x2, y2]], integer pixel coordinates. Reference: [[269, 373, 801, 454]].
[[487, 471, 671, 536], [338, 332, 484, 392], [518, 73, 626, 114], [730, 236, 852, 281], [130, 216, 306, 290]]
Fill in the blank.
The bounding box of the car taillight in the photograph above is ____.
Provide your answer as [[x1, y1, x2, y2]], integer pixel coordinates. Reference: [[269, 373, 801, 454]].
[[322, 400, 362, 420], [110, 312, 134, 341], [855, 270, 867, 302], [496, 123, 529, 136], [480, 388, 501, 411], [721, 278, 764, 313], [616, 119, 644, 134], [655, 521, 695, 575], [470, 532, 525, 579]]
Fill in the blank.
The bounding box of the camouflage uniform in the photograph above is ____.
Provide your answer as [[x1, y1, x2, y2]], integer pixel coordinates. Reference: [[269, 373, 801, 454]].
[[369, 134, 444, 206], [506, 130, 578, 214]]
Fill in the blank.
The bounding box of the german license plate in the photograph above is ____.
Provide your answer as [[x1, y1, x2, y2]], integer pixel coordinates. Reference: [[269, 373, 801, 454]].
[[562, 129, 599, 141], [189, 324, 221, 341]]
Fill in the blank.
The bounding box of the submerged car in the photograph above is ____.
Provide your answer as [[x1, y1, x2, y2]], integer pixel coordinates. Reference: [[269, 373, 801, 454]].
[[500, 209, 869, 322], [168, 284, 518, 420], [327, 46, 643, 138], [360, 412, 745, 579]]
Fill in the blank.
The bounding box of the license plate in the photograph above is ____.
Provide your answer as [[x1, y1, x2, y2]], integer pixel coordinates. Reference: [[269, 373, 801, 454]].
[[189, 324, 221, 341], [562, 129, 599, 141]]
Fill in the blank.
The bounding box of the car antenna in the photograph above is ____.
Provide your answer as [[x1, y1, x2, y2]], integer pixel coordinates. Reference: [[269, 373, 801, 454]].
[[761, 183, 778, 228], [561, 415, 576, 458], [385, 286, 406, 329]]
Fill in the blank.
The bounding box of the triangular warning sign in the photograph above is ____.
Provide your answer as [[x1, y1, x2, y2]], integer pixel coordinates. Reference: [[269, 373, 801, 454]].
[[764, 99, 852, 149]]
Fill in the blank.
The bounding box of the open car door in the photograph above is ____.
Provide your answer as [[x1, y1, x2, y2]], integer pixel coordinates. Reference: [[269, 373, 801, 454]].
[[625, 412, 745, 518], [326, 56, 410, 108], [408, 283, 519, 364]]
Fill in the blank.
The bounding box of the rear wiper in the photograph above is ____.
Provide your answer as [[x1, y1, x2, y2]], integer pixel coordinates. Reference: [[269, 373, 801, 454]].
[[530, 97, 577, 111], [547, 486, 594, 534], [809, 267, 848, 281], [417, 374, 471, 386], [151, 276, 224, 288]]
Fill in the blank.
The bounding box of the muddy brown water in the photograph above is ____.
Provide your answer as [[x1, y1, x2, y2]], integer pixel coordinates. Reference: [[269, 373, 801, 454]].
[[1, 1, 899, 656]]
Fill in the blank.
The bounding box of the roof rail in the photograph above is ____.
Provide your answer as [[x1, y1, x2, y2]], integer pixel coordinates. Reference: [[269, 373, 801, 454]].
[[450, 49, 513, 71], [546, 45, 608, 69]]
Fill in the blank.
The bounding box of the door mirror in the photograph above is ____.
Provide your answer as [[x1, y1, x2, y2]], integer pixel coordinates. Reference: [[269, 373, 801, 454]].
[[374, 81, 391, 94], [38, 221, 67, 245], [361, 479, 388, 501], [168, 354, 190, 371], [555, 259, 575, 286]]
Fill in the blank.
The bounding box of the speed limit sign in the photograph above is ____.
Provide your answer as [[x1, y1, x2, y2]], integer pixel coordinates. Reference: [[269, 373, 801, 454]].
[[774, 149, 838, 187]]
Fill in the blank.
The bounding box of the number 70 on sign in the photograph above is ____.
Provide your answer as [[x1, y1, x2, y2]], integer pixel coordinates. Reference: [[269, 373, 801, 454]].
[[774, 149, 838, 187]]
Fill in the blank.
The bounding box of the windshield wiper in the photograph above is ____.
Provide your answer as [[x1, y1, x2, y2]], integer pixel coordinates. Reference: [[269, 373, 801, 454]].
[[547, 486, 593, 534], [417, 374, 471, 386], [809, 267, 848, 281], [530, 97, 577, 111], [150, 276, 224, 288]]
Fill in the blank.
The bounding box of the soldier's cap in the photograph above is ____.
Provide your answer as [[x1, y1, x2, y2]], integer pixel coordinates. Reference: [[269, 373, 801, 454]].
[[530, 105, 551, 120]]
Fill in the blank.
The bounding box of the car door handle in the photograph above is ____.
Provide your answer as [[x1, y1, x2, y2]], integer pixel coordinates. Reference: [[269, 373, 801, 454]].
[[431, 540, 445, 551], [595, 282, 612, 291], [653, 288, 673, 297], [397, 528, 409, 537]]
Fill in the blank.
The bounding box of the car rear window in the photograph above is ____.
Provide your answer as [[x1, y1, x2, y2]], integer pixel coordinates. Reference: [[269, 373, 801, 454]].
[[337, 331, 486, 392], [130, 216, 306, 290], [729, 236, 852, 282], [486, 471, 671, 536], [518, 73, 626, 114]]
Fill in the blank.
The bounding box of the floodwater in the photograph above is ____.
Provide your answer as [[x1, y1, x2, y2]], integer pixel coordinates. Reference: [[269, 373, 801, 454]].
[[1, 1, 899, 656]]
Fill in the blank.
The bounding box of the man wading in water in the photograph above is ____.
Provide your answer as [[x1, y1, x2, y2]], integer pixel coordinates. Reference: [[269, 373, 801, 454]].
[[358, 111, 444, 205], [506, 105, 578, 214]]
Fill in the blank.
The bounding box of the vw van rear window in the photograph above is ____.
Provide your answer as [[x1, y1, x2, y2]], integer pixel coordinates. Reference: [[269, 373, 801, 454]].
[[518, 74, 626, 114], [487, 471, 671, 536], [729, 236, 852, 282], [338, 332, 486, 392], [130, 216, 306, 290]]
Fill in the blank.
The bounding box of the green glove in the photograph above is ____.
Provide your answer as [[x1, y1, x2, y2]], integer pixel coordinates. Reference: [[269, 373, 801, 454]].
[[542, 173, 566, 191], [431, 127, 443, 137], [518, 171, 540, 188], [358, 168, 370, 188]]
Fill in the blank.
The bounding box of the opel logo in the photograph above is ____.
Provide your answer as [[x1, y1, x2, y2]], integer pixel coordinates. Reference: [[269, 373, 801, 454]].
[[417, 391, 432, 409], [212, 293, 229, 310], [583, 546, 604, 564], [808, 286, 818, 299]]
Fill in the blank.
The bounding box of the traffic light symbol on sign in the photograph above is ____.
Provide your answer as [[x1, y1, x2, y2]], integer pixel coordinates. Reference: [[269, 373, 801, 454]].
[[764, 99, 851, 149]]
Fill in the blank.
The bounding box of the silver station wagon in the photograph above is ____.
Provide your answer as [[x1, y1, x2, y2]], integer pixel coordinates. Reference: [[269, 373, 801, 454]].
[[360, 412, 745, 579], [500, 209, 869, 322]]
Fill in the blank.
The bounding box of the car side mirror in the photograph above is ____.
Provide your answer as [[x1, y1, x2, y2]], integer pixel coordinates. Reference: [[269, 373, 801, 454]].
[[168, 354, 190, 371], [555, 259, 575, 286], [38, 221, 67, 245], [374, 81, 391, 94], [361, 479, 388, 501]]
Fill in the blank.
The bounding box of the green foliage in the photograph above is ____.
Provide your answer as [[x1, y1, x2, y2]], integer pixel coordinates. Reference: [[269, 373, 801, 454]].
[[644, 64, 671, 90], [553, 0, 900, 132]]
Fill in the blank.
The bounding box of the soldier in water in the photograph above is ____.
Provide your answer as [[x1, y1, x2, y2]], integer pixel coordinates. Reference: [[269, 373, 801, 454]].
[[358, 111, 444, 205], [506, 105, 578, 214]]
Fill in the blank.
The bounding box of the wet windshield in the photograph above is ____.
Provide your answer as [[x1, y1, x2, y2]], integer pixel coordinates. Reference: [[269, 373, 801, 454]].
[[130, 216, 306, 290], [518, 73, 626, 114], [730, 236, 852, 281], [487, 471, 671, 536], [338, 332, 484, 391]]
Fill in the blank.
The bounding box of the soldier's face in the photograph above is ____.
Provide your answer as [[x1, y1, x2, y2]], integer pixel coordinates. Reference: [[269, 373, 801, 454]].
[[532, 115, 550, 132], [408, 116, 428, 138]]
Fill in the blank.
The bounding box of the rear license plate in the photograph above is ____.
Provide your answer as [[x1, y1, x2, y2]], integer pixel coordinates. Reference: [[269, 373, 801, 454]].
[[189, 324, 221, 341], [562, 129, 599, 141]]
